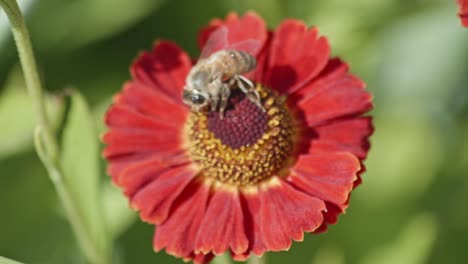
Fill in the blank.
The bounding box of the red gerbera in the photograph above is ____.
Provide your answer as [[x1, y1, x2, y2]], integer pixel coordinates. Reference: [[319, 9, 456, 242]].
[[459, 0, 468, 27], [103, 12, 373, 263]]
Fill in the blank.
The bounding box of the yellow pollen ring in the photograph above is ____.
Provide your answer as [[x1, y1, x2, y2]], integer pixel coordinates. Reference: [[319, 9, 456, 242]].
[[185, 84, 296, 186]]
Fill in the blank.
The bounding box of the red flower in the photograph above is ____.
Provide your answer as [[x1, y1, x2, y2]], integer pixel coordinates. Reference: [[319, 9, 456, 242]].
[[103, 12, 373, 263], [459, 0, 468, 26]]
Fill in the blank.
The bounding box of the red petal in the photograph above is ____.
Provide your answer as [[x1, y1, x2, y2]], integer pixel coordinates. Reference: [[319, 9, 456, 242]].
[[253, 31, 273, 83], [258, 179, 325, 251], [195, 189, 248, 255], [292, 58, 348, 99], [131, 41, 192, 103], [131, 163, 197, 225], [102, 127, 183, 156], [288, 152, 360, 210], [116, 154, 190, 197], [105, 152, 155, 183], [198, 13, 238, 49], [263, 20, 330, 94], [295, 60, 372, 127], [153, 180, 211, 258], [197, 12, 267, 58], [231, 251, 250, 261], [459, 0, 468, 27], [116, 82, 187, 124], [103, 80, 188, 164], [310, 117, 374, 159], [313, 202, 343, 234], [240, 190, 268, 256], [105, 104, 180, 131]]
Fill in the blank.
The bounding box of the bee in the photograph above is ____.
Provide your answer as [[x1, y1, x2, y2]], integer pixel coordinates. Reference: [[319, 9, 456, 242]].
[[182, 26, 265, 117]]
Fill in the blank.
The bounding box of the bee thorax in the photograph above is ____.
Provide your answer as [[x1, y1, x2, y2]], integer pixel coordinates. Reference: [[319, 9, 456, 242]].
[[190, 70, 210, 89]]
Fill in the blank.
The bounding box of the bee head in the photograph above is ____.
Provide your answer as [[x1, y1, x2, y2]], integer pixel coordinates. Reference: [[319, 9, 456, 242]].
[[182, 88, 209, 111]]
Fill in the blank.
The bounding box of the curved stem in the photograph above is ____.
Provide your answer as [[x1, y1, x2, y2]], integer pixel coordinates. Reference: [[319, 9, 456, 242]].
[[34, 127, 110, 264], [1, 1, 110, 263], [0, 0, 58, 161]]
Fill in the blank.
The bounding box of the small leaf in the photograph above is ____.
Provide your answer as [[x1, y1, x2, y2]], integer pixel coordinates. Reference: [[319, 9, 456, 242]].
[[60, 90, 109, 259], [102, 182, 136, 239], [93, 97, 112, 135], [0, 256, 24, 264]]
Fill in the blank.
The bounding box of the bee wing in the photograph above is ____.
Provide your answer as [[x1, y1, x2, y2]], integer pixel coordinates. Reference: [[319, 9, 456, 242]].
[[200, 26, 262, 59], [229, 39, 261, 56], [200, 26, 229, 59]]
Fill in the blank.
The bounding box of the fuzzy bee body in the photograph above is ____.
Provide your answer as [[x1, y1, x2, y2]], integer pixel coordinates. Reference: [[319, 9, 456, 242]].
[[182, 25, 264, 116], [203, 50, 256, 79], [183, 49, 263, 116]]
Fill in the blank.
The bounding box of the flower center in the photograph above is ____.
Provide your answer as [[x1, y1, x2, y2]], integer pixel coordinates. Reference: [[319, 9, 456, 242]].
[[185, 84, 296, 186], [207, 92, 268, 149]]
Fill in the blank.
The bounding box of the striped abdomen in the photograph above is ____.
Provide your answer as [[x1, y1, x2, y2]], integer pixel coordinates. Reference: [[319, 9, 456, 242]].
[[210, 50, 256, 80]]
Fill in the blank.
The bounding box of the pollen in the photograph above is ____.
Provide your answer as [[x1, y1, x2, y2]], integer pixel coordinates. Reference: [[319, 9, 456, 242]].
[[185, 84, 296, 186]]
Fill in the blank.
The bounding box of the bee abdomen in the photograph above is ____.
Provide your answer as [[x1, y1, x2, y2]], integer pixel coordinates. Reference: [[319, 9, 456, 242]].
[[223, 50, 256, 76], [235, 50, 256, 72]]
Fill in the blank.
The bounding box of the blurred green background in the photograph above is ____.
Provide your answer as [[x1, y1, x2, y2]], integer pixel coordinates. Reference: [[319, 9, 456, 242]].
[[1, 0, 468, 263]]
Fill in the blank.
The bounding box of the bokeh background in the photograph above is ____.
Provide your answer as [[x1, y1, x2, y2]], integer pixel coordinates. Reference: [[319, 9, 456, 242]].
[[1, 0, 468, 263]]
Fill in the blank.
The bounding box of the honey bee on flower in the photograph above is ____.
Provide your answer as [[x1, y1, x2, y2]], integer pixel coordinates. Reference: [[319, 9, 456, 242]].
[[182, 26, 265, 117]]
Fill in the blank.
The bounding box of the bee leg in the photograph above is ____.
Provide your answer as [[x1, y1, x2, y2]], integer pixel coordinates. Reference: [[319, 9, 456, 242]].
[[219, 84, 231, 119], [235, 75, 265, 112], [227, 77, 237, 89], [210, 97, 218, 112], [210, 79, 223, 113], [237, 75, 254, 89]]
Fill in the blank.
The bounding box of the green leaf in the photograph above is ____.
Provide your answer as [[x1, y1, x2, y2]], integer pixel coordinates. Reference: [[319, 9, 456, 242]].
[[0, 256, 24, 264], [93, 97, 112, 135], [60, 90, 110, 259], [0, 65, 61, 159], [102, 182, 136, 239]]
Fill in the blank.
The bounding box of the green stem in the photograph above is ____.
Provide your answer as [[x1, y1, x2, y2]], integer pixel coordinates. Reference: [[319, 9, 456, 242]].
[[35, 127, 109, 264], [1, 1, 110, 263], [0, 0, 58, 161]]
